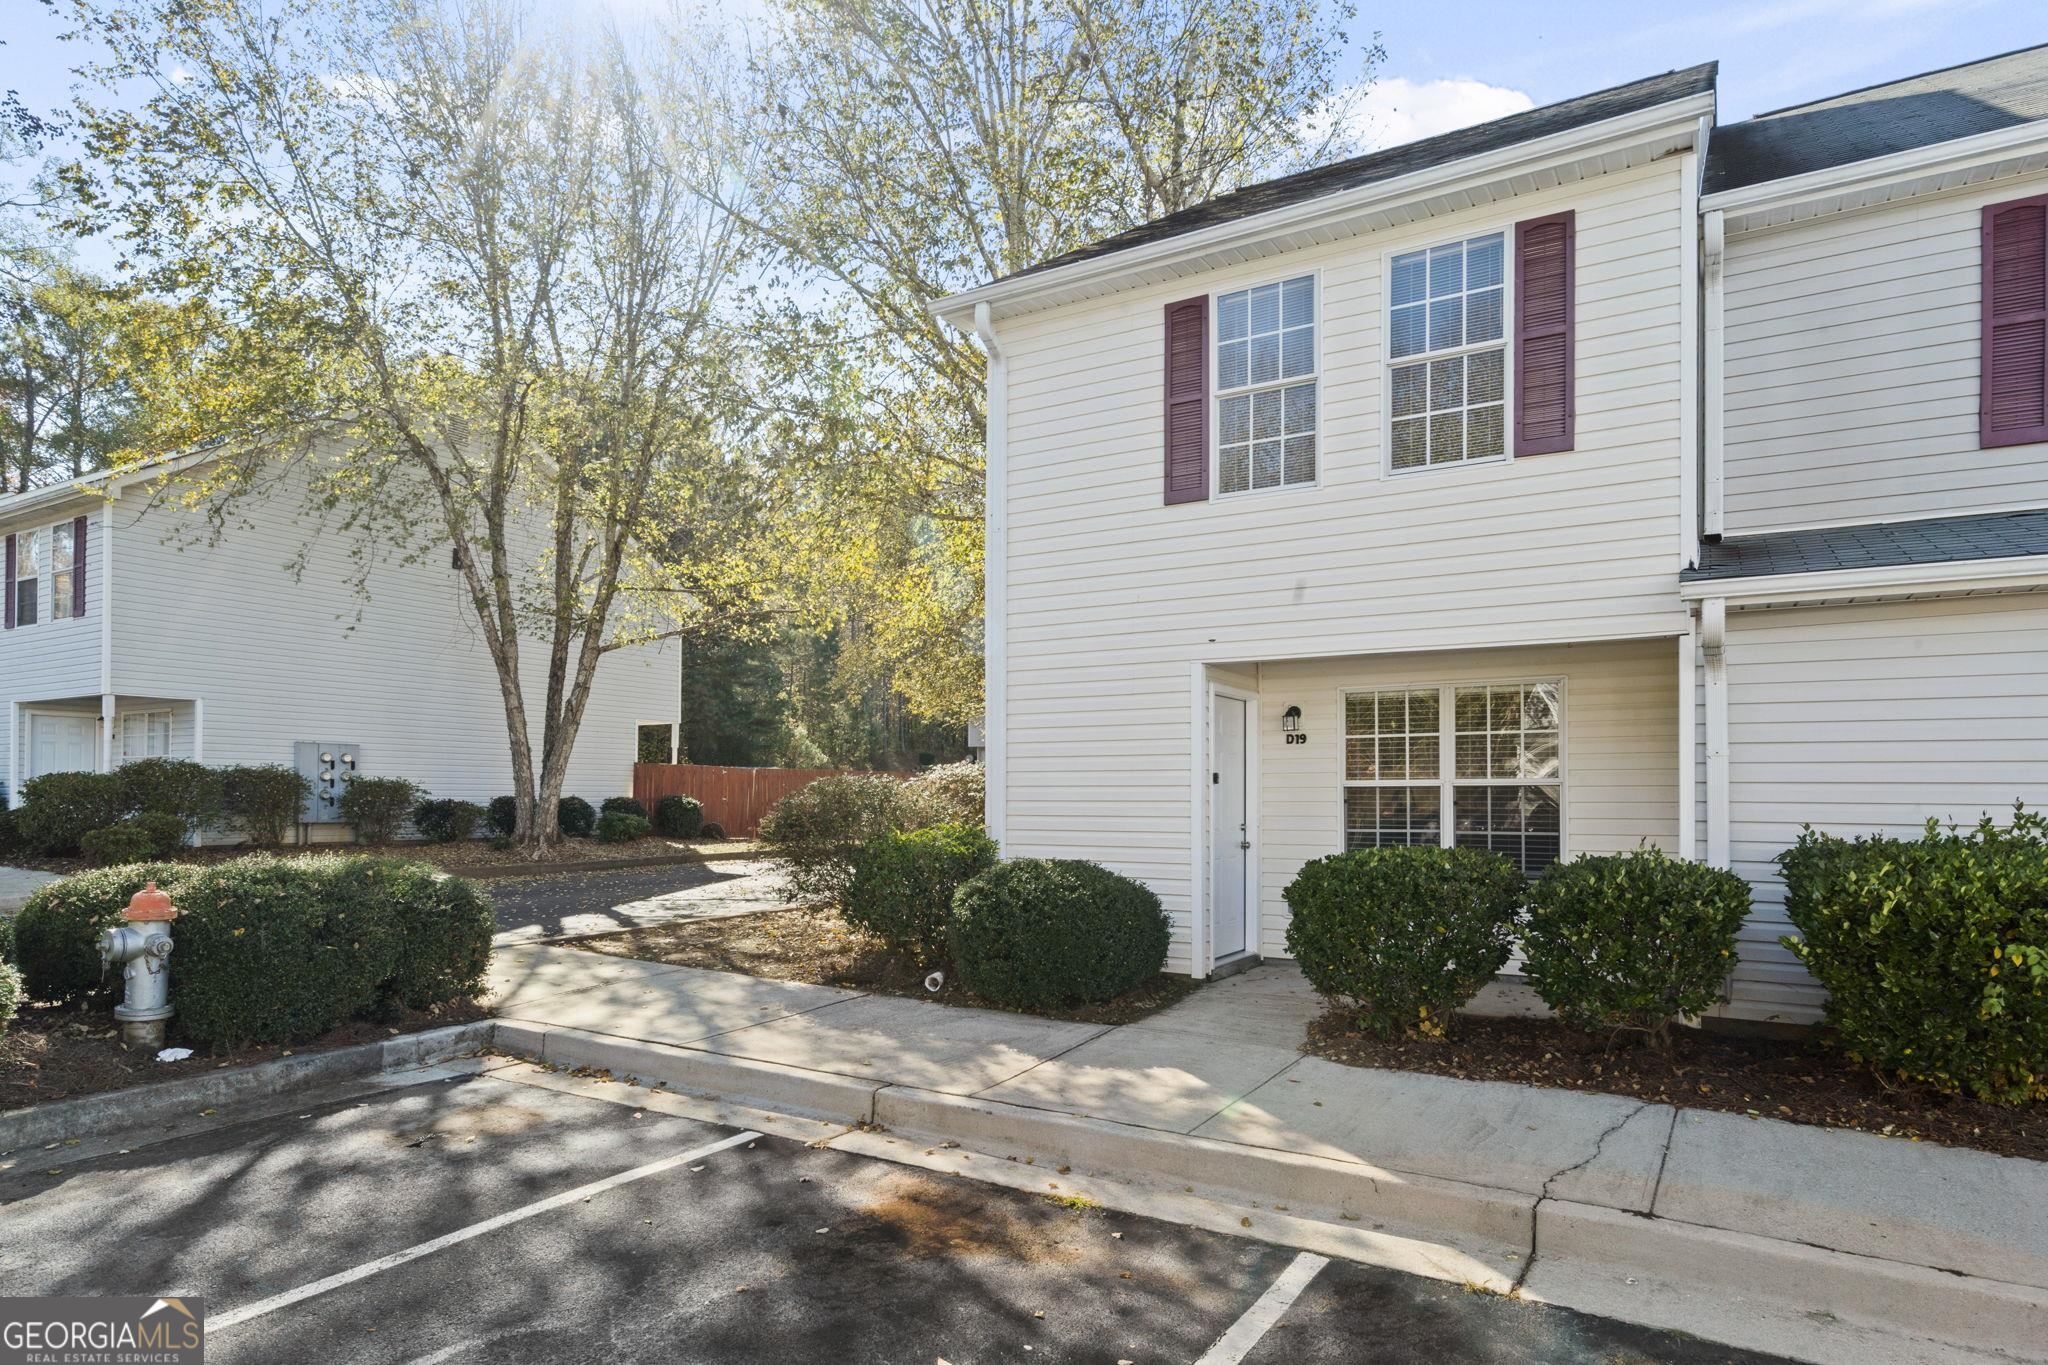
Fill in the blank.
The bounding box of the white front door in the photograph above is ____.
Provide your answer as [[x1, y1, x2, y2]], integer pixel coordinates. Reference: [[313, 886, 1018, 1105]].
[[29, 713, 96, 778], [1211, 694, 1251, 959]]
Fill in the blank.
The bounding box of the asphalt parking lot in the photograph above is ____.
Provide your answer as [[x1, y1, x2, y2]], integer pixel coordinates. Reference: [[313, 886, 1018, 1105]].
[[0, 1070, 1789, 1364], [488, 859, 782, 943]]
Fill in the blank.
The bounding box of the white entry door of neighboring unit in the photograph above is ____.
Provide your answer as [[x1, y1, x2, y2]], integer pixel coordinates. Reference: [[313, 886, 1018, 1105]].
[[29, 713, 96, 778], [1211, 694, 1251, 960]]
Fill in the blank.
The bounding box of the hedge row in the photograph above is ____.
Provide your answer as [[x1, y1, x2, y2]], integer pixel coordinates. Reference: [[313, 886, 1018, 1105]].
[[9, 856, 493, 1049], [9, 760, 313, 858]]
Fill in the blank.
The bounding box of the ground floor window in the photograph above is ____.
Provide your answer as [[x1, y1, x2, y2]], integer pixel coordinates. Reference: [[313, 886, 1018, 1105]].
[[1342, 679, 1562, 876], [118, 710, 173, 762]]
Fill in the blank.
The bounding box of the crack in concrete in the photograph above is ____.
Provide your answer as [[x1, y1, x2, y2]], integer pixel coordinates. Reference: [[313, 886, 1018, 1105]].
[[1513, 1100, 1654, 1294]]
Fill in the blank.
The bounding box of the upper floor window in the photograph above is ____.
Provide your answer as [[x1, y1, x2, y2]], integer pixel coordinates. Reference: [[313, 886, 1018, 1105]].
[[1388, 232, 1507, 472], [51, 522, 76, 621], [13, 529, 42, 627], [1216, 274, 1317, 495]]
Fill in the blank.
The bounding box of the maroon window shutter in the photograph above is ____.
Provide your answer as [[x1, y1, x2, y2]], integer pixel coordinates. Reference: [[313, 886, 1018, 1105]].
[[72, 514, 88, 618], [1983, 195, 2048, 449], [1164, 295, 1209, 504], [3, 533, 14, 631], [1515, 211, 1576, 456]]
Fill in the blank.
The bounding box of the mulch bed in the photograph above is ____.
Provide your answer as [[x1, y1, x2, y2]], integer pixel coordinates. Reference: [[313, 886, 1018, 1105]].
[[1304, 1008, 2048, 1162], [572, 906, 1197, 1027], [9, 838, 759, 879], [0, 999, 494, 1114]]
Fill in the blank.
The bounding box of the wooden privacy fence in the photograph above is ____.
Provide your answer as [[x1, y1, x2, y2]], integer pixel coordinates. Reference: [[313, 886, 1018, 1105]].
[[633, 763, 901, 838]]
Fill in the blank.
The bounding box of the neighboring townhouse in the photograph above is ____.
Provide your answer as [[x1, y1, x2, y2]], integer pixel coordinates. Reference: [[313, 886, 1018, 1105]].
[[937, 44, 2048, 1023], [1, 457, 677, 838]]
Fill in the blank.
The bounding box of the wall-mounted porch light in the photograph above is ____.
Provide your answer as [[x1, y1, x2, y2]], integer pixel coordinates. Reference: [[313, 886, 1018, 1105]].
[[1281, 706, 1302, 734]]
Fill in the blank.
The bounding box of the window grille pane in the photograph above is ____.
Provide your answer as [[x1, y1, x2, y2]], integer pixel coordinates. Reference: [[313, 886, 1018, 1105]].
[[1390, 304, 1426, 359], [1346, 735, 1374, 781], [1283, 434, 1315, 485], [1428, 297, 1463, 351], [1282, 275, 1314, 327], [1391, 418, 1427, 470], [1467, 350, 1504, 404], [1430, 357, 1464, 410], [1391, 252, 1427, 306], [1489, 687, 1521, 729], [1428, 243, 1462, 297], [1408, 687, 1439, 733], [1250, 283, 1281, 334], [1252, 440, 1281, 489], [1391, 363, 1426, 418], [1249, 331, 1280, 385], [1429, 411, 1464, 463], [1218, 340, 1247, 390], [1345, 693, 1374, 734], [1220, 444, 1250, 494], [1281, 325, 1314, 378], [1219, 290, 1249, 341], [1467, 286, 1504, 343], [1219, 394, 1251, 446], [1283, 383, 1316, 435], [1467, 234, 1504, 289], [1344, 786, 1441, 851], [1468, 405, 1505, 458], [1252, 389, 1282, 440]]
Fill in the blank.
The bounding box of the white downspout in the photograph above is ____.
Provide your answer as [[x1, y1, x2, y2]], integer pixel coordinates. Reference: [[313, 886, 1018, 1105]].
[[99, 495, 115, 774], [973, 302, 1009, 856], [1679, 130, 1703, 572], [1701, 598, 1730, 869], [1701, 209, 1726, 541], [1677, 628, 1696, 861]]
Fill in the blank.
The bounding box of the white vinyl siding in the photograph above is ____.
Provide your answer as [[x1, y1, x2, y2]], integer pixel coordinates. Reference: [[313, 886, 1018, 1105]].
[[0, 502, 106, 802], [1721, 174, 2048, 532], [995, 158, 1689, 970], [1722, 593, 2048, 1024]]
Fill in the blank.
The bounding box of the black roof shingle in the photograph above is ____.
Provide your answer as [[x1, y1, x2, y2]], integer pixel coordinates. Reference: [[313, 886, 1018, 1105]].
[[1007, 63, 1718, 282], [1705, 43, 2048, 195], [1681, 510, 2048, 583]]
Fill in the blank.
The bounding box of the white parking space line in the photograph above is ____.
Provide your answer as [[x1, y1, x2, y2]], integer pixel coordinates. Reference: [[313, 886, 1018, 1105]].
[[210, 1129, 761, 1333], [1194, 1251, 1330, 1365]]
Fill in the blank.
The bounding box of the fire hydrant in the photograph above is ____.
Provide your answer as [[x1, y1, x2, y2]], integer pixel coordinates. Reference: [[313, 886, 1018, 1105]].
[[100, 881, 179, 1050]]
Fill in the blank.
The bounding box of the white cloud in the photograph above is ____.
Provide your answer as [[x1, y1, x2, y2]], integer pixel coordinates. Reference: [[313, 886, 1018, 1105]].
[[1346, 77, 1537, 151]]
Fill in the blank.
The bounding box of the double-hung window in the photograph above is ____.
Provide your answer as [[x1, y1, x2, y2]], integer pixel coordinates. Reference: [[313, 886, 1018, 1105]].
[[1216, 274, 1317, 494], [1343, 680, 1563, 877], [1388, 233, 1507, 471], [13, 529, 42, 627], [50, 522, 75, 621], [119, 710, 173, 762]]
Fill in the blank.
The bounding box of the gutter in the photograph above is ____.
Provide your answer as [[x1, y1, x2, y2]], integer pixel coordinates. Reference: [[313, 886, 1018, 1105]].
[[1701, 119, 2048, 220], [1678, 553, 2048, 608], [932, 92, 1715, 324]]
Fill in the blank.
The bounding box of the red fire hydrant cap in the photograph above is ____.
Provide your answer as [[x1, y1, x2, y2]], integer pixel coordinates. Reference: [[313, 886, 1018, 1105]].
[[125, 881, 179, 922]]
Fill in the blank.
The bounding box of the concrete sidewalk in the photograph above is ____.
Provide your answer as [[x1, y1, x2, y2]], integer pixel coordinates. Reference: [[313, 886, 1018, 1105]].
[[485, 947, 2048, 1365], [0, 865, 58, 914]]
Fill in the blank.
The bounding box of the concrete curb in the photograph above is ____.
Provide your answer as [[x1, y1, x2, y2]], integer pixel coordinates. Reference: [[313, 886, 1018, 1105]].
[[505, 1022, 881, 1125], [483, 1027, 2048, 1364], [0, 1021, 495, 1155]]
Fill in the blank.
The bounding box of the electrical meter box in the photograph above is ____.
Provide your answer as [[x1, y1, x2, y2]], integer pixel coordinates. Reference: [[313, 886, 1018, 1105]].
[[293, 741, 363, 825]]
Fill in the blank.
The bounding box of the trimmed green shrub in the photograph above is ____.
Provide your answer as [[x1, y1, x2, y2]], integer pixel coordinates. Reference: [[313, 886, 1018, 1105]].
[[759, 774, 912, 902], [949, 858, 1169, 1008], [221, 765, 312, 846], [557, 796, 597, 838], [595, 811, 651, 844], [338, 776, 422, 845], [600, 796, 648, 821], [903, 761, 984, 828], [487, 795, 520, 836], [1780, 811, 2048, 1105], [1523, 847, 1752, 1048], [15, 771, 127, 854], [412, 798, 484, 844], [0, 958, 20, 1038], [80, 822, 158, 867], [172, 855, 398, 1048], [1284, 846, 1524, 1038], [115, 757, 224, 830], [843, 824, 998, 965], [653, 794, 704, 839], [12, 863, 187, 1004], [0, 902, 13, 962], [0, 804, 23, 859], [330, 858, 494, 1010]]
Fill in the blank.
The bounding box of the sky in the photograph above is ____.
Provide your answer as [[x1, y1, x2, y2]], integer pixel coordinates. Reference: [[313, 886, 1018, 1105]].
[[3, 0, 2043, 272]]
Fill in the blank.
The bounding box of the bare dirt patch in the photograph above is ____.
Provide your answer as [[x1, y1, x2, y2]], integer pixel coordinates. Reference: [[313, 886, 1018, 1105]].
[[854, 1175, 1084, 1263], [1303, 1007, 2048, 1163], [0, 999, 493, 1113], [572, 906, 1198, 1026]]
